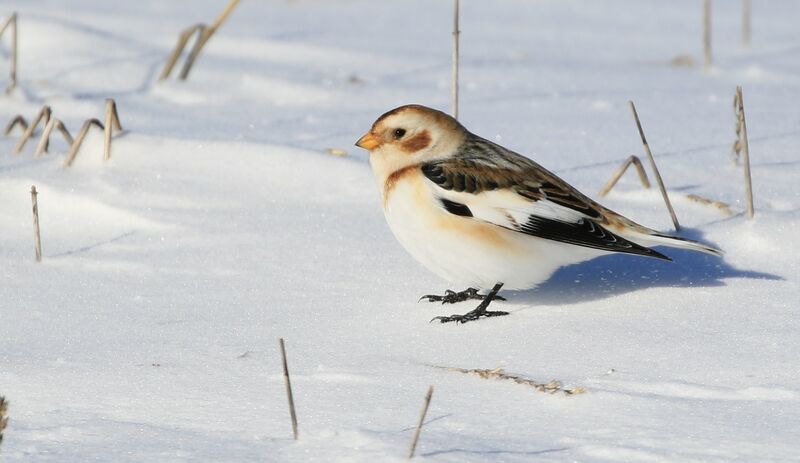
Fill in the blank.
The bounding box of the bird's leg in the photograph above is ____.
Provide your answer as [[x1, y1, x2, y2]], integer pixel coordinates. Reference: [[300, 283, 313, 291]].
[[419, 287, 505, 304], [431, 283, 508, 324]]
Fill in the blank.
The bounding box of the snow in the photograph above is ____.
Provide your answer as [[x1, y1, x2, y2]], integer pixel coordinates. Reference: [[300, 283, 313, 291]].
[[1, 0, 799, 461]]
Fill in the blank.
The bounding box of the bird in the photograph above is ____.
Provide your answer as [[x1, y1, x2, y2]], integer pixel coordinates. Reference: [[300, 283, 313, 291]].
[[355, 104, 722, 323]]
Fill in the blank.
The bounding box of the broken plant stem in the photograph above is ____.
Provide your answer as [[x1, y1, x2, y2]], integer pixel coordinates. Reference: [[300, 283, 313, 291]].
[[159, 24, 205, 80], [279, 338, 298, 440], [209, 0, 240, 33], [733, 91, 743, 165], [451, 0, 460, 119], [325, 148, 347, 157], [14, 106, 51, 154], [103, 99, 123, 160], [177, 27, 213, 80], [159, 0, 240, 81], [0, 396, 8, 449], [435, 366, 586, 396], [628, 101, 680, 231], [3, 115, 27, 135], [598, 155, 651, 197], [35, 118, 73, 156], [64, 119, 104, 167], [736, 86, 754, 219], [408, 386, 433, 459], [0, 13, 17, 93], [31, 185, 42, 262], [686, 194, 733, 216]]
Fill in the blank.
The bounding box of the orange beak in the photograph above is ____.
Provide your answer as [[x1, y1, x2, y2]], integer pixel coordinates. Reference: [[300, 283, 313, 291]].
[[355, 132, 381, 150]]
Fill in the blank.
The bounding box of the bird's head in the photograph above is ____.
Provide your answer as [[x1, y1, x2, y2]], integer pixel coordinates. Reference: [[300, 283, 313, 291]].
[[356, 105, 466, 178]]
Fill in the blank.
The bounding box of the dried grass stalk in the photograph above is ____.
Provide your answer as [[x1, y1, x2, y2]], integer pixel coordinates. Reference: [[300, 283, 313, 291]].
[[686, 194, 733, 215], [64, 119, 104, 167], [732, 91, 743, 165], [735, 86, 754, 219], [3, 115, 27, 135], [279, 338, 298, 440], [0, 13, 17, 93], [440, 366, 586, 396], [31, 186, 42, 262], [0, 14, 14, 37], [408, 386, 434, 459], [14, 106, 51, 154], [35, 118, 73, 156], [451, 0, 460, 119], [0, 396, 8, 449], [628, 101, 681, 231], [159, 24, 205, 81], [103, 99, 123, 160], [668, 55, 696, 67], [598, 155, 651, 197], [159, 0, 241, 81], [177, 3, 238, 80], [325, 148, 347, 157]]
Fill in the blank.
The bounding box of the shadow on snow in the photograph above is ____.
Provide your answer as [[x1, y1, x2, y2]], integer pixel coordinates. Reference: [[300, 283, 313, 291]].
[[508, 227, 780, 307]]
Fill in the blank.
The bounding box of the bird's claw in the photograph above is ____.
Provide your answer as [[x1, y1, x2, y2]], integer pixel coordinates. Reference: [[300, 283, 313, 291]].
[[419, 288, 505, 304], [431, 310, 509, 324], [419, 289, 457, 303]]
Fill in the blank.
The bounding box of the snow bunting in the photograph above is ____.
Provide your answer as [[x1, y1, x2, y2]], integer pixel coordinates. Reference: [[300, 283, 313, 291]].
[[356, 104, 721, 323]]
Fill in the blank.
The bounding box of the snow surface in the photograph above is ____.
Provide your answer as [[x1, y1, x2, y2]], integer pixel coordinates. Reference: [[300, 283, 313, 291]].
[[1, 0, 799, 461]]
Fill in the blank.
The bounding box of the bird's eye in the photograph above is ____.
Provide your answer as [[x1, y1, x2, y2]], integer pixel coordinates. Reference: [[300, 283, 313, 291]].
[[393, 128, 406, 139]]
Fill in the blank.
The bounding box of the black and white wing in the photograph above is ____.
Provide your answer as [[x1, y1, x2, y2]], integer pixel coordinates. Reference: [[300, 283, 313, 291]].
[[420, 136, 670, 261]]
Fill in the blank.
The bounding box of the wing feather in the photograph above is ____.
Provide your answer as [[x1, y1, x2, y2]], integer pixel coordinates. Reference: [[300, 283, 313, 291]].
[[421, 135, 669, 260]]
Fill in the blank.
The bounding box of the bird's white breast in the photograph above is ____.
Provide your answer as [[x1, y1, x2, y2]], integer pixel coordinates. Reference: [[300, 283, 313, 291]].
[[381, 172, 600, 290]]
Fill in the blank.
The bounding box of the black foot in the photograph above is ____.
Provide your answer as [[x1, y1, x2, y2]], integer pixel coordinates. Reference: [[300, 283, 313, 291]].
[[431, 309, 509, 324], [431, 283, 508, 324], [419, 287, 506, 304]]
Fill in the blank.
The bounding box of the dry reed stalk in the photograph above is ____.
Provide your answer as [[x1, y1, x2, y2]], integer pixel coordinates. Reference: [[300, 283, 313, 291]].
[[703, 0, 712, 72], [741, 0, 751, 47], [441, 366, 586, 396], [179, 0, 240, 80], [0, 396, 7, 449], [686, 193, 733, 215], [63, 119, 104, 167], [732, 91, 743, 165], [0, 13, 17, 93], [451, 0, 460, 119], [3, 115, 27, 135], [35, 118, 73, 156], [103, 99, 123, 160], [598, 155, 651, 197], [279, 338, 298, 440], [159, 0, 241, 81], [31, 186, 42, 262], [628, 101, 681, 231], [735, 86, 754, 218], [159, 24, 205, 80], [325, 148, 347, 157], [408, 386, 433, 459], [668, 55, 696, 68], [13, 106, 51, 154]]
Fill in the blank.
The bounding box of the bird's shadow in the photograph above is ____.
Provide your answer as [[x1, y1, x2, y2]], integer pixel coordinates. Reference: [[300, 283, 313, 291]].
[[507, 228, 781, 307]]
